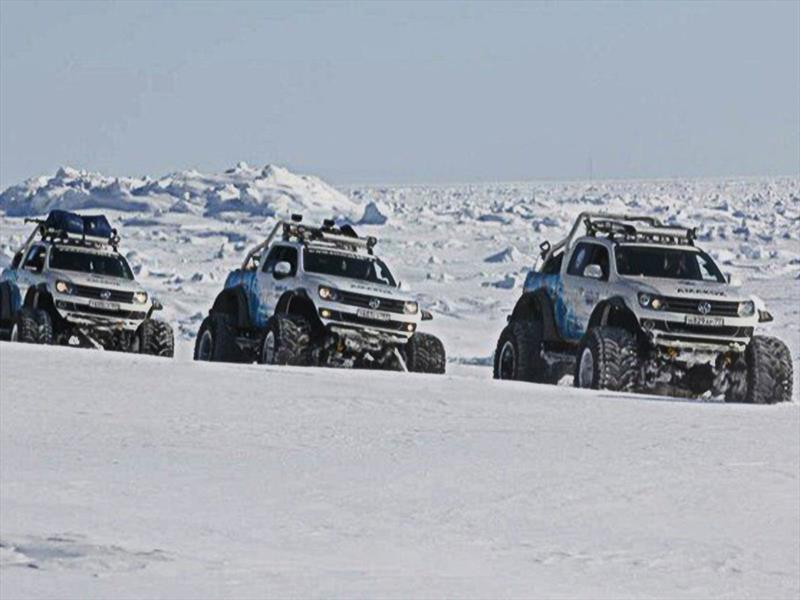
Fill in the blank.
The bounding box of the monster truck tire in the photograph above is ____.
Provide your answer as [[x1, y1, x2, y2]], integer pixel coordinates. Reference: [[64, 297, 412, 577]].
[[493, 320, 553, 383], [406, 332, 446, 374], [137, 319, 174, 358], [574, 327, 639, 392], [194, 314, 242, 362], [730, 336, 793, 404], [34, 309, 54, 345], [14, 308, 39, 344], [0, 281, 16, 341], [260, 315, 312, 366]]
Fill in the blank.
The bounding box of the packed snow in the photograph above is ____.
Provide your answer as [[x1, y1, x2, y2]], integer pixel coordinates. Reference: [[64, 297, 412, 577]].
[[1, 344, 798, 599], [1, 164, 799, 597]]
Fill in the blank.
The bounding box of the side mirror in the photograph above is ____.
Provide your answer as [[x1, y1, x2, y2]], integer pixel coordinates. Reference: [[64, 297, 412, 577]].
[[583, 264, 603, 280], [725, 272, 742, 287], [273, 261, 292, 279], [421, 309, 433, 321], [151, 299, 163, 311]]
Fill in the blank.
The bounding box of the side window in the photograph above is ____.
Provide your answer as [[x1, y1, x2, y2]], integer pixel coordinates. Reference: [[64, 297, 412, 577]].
[[567, 244, 590, 276], [281, 247, 298, 276], [567, 243, 609, 281], [540, 252, 563, 275], [23, 246, 47, 272], [261, 246, 283, 273]]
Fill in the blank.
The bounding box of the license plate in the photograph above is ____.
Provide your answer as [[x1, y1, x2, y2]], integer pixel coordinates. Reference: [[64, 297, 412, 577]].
[[89, 300, 120, 311], [685, 315, 724, 326], [357, 308, 391, 321]]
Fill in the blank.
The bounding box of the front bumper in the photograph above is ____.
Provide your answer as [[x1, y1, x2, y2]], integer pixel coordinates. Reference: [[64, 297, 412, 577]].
[[637, 310, 755, 358], [316, 299, 419, 342], [54, 296, 148, 331]]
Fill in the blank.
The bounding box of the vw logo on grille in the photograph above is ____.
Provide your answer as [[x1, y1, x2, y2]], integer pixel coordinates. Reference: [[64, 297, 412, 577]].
[[100, 290, 112, 300], [698, 301, 712, 315], [369, 297, 381, 310]]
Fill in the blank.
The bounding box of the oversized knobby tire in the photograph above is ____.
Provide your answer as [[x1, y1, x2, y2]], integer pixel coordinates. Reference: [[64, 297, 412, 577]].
[[406, 332, 446, 374], [574, 326, 639, 392], [493, 320, 553, 383], [34, 309, 54, 344], [14, 308, 39, 344], [137, 319, 174, 358], [732, 336, 793, 404], [260, 315, 312, 366], [193, 314, 242, 362], [0, 281, 19, 341]]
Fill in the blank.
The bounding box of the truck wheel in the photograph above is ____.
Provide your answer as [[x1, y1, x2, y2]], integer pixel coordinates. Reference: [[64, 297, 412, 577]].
[[15, 308, 39, 344], [574, 327, 639, 392], [193, 314, 242, 362], [406, 332, 446, 374], [0, 281, 19, 341], [137, 319, 175, 357], [494, 320, 551, 383], [260, 315, 312, 366], [735, 336, 793, 404], [34, 309, 54, 345]]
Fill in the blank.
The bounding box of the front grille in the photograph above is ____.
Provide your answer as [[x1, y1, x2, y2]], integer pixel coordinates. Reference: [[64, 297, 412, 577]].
[[661, 296, 740, 317], [56, 301, 145, 320], [71, 284, 135, 304], [651, 320, 750, 337], [337, 290, 406, 314]]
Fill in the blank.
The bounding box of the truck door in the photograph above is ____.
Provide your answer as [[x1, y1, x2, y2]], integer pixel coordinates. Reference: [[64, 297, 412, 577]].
[[255, 244, 299, 319], [16, 244, 48, 298], [561, 242, 610, 340]]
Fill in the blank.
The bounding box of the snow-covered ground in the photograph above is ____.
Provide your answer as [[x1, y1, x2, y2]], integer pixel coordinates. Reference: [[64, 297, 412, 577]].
[[1, 343, 798, 599], [1, 165, 799, 597]]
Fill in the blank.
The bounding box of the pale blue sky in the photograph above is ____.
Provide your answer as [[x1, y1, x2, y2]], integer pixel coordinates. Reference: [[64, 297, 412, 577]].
[[1, 1, 798, 188]]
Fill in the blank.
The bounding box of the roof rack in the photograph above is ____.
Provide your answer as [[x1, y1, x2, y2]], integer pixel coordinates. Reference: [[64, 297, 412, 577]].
[[241, 214, 377, 270], [20, 210, 120, 252], [541, 212, 694, 262]]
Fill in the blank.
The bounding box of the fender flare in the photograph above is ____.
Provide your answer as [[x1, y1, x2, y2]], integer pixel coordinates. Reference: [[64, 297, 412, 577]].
[[509, 290, 560, 342], [0, 280, 22, 322], [275, 290, 323, 332], [587, 296, 642, 336], [210, 286, 252, 330], [23, 284, 55, 312]]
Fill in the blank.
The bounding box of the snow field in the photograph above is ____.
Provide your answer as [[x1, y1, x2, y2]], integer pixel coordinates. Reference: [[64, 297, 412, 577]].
[[1, 343, 798, 599]]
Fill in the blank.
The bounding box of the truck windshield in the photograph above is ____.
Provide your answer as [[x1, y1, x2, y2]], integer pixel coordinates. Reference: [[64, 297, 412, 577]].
[[615, 246, 725, 283], [49, 247, 134, 279], [303, 249, 397, 286]]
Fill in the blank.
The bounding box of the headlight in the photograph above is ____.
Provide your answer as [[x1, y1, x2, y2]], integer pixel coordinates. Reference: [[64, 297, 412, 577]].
[[404, 301, 419, 315], [133, 291, 148, 304], [54, 280, 73, 294], [318, 286, 338, 301], [638, 293, 664, 310], [738, 301, 755, 317]]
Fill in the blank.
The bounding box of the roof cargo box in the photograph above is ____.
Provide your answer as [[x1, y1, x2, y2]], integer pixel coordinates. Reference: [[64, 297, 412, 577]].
[[43, 210, 114, 243], [44, 210, 86, 236]]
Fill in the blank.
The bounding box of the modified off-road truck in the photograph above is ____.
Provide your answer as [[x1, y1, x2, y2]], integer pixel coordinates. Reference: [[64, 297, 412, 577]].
[[0, 210, 173, 356], [493, 212, 793, 403], [194, 215, 446, 373]]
